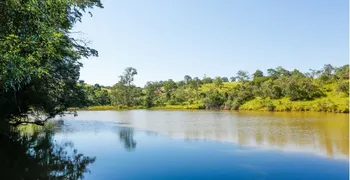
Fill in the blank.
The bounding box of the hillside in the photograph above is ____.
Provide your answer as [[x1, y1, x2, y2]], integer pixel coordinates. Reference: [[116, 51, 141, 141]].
[[76, 64, 349, 113]]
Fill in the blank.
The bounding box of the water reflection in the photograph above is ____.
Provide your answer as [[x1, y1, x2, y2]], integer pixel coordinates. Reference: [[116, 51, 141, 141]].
[[63, 110, 348, 159], [233, 113, 349, 159], [118, 127, 137, 151], [119, 111, 349, 159], [0, 123, 96, 180]]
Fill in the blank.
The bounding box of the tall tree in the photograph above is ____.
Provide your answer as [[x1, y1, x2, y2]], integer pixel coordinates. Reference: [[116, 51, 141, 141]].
[[275, 66, 290, 77], [214, 77, 223, 87], [164, 79, 177, 100], [0, 0, 103, 124], [111, 67, 138, 107], [190, 77, 202, 100], [184, 75, 192, 85], [120, 67, 137, 86], [236, 70, 250, 82], [253, 70, 264, 79], [202, 74, 213, 84], [221, 77, 229, 82], [143, 82, 161, 108]]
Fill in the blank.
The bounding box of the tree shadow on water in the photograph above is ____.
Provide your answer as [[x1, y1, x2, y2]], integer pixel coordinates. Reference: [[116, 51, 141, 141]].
[[0, 124, 96, 180]]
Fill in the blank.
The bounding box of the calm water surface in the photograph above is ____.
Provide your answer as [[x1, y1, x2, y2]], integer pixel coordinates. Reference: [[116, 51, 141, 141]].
[[55, 110, 348, 179]]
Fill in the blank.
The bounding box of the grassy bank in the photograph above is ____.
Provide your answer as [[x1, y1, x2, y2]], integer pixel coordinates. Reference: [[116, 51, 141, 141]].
[[77, 65, 349, 114], [240, 97, 348, 113], [70, 97, 349, 113], [70, 104, 204, 111], [69, 105, 146, 111], [240, 84, 349, 113]]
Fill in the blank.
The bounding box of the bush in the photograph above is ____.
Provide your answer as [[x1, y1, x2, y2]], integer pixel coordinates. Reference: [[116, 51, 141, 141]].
[[168, 99, 176, 105], [231, 101, 241, 110], [223, 100, 232, 110], [203, 90, 224, 109], [255, 79, 282, 99], [274, 99, 292, 111], [266, 101, 275, 111], [278, 77, 322, 101], [337, 81, 349, 95], [313, 99, 338, 112]]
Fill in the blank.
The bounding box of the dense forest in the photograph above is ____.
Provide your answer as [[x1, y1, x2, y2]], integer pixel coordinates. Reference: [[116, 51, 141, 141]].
[[79, 64, 349, 113]]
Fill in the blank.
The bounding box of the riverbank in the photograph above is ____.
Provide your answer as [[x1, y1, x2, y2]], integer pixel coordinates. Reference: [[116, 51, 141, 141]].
[[69, 96, 349, 113], [68, 104, 203, 111]]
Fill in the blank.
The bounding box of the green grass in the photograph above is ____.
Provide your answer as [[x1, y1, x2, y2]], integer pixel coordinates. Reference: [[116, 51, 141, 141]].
[[240, 94, 349, 113], [225, 81, 349, 113]]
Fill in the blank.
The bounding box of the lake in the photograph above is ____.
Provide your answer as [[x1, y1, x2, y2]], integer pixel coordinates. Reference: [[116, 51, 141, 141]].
[[6, 110, 350, 180]]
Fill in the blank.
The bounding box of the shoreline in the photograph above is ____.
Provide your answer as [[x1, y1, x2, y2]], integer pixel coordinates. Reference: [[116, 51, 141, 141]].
[[68, 105, 349, 113]]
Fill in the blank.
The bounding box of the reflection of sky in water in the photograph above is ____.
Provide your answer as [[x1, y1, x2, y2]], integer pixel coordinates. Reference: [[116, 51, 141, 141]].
[[54, 111, 349, 180], [59, 110, 348, 160]]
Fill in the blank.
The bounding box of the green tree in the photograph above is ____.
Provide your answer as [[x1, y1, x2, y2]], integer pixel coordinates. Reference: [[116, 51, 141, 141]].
[[203, 90, 224, 109], [337, 81, 349, 96], [305, 69, 318, 79], [253, 69, 264, 79], [290, 69, 305, 78], [335, 65, 349, 79], [164, 79, 177, 100], [254, 79, 282, 99], [0, 0, 103, 124], [190, 77, 202, 100], [252, 69, 267, 85], [184, 75, 192, 84], [111, 67, 138, 107], [277, 76, 321, 101], [275, 66, 290, 77], [95, 89, 111, 105], [143, 82, 161, 107], [176, 80, 186, 87], [267, 68, 278, 78], [228, 83, 254, 109], [213, 77, 223, 87], [111, 82, 127, 106], [120, 67, 137, 86], [236, 70, 250, 82], [221, 77, 229, 82], [202, 74, 213, 84], [230, 77, 236, 82]]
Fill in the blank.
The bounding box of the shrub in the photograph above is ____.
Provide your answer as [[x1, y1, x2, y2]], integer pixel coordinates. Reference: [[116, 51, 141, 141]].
[[313, 99, 338, 112], [231, 101, 241, 110], [168, 99, 176, 105], [278, 77, 322, 101], [266, 101, 275, 111], [337, 81, 349, 95], [202, 90, 225, 109]]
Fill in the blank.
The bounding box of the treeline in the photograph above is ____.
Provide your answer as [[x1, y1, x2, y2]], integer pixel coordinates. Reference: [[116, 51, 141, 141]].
[[80, 64, 349, 113]]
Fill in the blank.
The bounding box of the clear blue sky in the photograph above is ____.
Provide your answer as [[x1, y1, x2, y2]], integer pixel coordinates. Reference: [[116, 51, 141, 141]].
[[73, 0, 349, 87]]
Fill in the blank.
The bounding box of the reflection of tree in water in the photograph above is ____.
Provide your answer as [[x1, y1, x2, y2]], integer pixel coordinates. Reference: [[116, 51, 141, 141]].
[[118, 127, 137, 151], [0, 125, 96, 180], [145, 130, 158, 137]]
